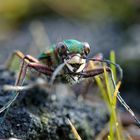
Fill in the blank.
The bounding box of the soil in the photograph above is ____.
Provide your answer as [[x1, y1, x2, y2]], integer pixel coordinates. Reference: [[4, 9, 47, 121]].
[[0, 68, 109, 140]]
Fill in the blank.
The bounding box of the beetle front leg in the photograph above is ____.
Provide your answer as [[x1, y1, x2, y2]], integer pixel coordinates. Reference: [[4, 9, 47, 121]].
[[0, 56, 53, 114], [2, 62, 54, 93], [77, 67, 111, 99], [81, 67, 111, 78], [27, 62, 53, 75]]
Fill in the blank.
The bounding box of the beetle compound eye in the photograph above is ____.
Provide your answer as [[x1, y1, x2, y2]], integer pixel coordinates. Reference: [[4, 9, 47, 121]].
[[56, 42, 67, 56], [84, 42, 90, 55]]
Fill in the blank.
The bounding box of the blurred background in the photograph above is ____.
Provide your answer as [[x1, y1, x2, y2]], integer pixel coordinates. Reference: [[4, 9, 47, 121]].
[[0, 0, 140, 112]]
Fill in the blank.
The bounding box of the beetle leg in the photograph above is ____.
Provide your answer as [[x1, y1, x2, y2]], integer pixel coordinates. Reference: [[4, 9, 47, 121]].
[[5, 49, 53, 75], [81, 67, 111, 78], [77, 67, 110, 99], [87, 58, 123, 82], [0, 55, 53, 114], [22, 54, 53, 75], [5, 50, 40, 69], [23, 55, 39, 63], [27, 62, 53, 75], [0, 60, 27, 114], [5, 50, 25, 69]]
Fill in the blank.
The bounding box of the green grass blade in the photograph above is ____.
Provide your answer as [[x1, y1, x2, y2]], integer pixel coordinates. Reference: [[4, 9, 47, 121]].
[[95, 51, 125, 140], [110, 50, 117, 82]]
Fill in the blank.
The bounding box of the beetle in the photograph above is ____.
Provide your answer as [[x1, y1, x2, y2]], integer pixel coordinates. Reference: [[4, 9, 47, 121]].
[[1, 39, 140, 127], [5, 39, 110, 84]]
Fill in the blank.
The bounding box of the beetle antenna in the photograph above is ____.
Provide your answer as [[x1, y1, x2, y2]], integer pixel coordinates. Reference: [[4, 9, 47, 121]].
[[110, 70, 140, 128], [103, 59, 123, 82]]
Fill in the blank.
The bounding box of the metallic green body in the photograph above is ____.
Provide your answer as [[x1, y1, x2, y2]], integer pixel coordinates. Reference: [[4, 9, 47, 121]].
[[63, 39, 85, 54], [38, 39, 85, 67]]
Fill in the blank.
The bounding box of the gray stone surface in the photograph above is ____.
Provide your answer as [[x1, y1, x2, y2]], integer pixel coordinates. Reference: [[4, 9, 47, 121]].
[[0, 69, 109, 140]]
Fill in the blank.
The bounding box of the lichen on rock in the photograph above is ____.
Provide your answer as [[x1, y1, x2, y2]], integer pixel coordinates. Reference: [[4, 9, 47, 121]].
[[0, 69, 109, 140]]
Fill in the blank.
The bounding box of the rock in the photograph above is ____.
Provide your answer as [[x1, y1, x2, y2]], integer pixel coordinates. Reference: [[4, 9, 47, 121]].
[[0, 69, 109, 140]]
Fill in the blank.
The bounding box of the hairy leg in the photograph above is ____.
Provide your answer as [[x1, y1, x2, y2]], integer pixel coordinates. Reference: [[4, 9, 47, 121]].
[[5, 50, 25, 69], [5, 50, 40, 69], [0, 53, 53, 114]]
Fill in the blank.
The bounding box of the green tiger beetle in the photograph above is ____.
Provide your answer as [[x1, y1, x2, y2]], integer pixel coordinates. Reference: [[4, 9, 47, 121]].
[[1, 39, 140, 127]]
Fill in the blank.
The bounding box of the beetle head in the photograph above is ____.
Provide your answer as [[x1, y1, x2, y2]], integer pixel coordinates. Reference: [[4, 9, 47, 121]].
[[56, 40, 90, 73]]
